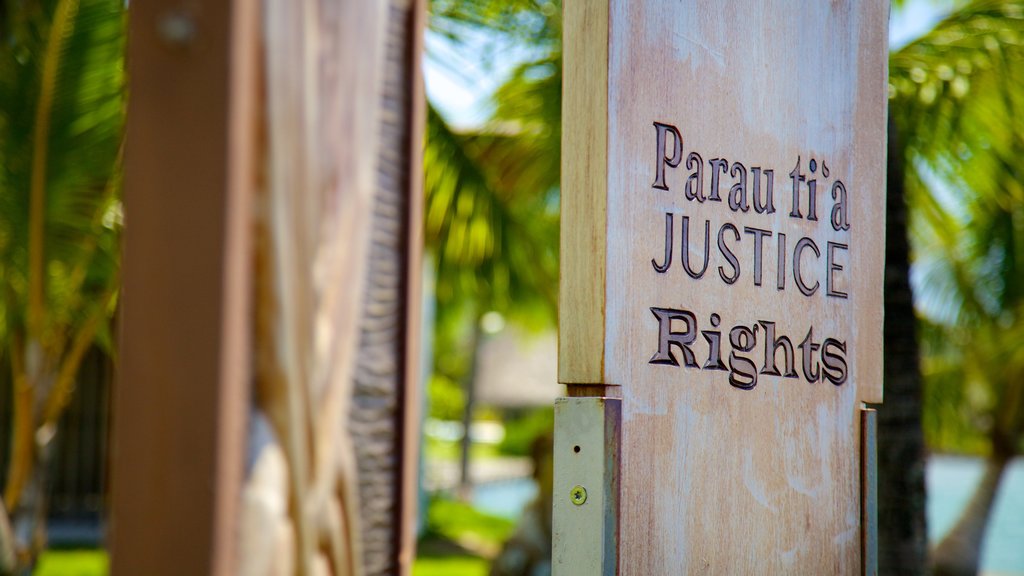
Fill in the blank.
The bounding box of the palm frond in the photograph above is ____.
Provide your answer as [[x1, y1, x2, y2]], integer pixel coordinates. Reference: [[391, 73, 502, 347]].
[[0, 0, 124, 355], [893, 0, 1024, 455]]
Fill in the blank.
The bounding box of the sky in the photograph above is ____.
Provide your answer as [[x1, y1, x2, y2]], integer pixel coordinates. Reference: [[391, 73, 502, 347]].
[[424, 0, 954, 129]]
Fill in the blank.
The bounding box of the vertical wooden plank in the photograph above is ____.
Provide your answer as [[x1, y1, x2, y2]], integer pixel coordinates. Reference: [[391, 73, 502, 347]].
[[397, 0, 427, 573], [559, 0, 610, 385], [112, 0, 256, 574], [852, 2, 891, 406]]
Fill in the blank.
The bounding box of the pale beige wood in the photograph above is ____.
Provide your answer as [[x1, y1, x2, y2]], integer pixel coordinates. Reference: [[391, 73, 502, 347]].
[[560, 1, 889, 573], [247, 1, 390, 575], [559, 0, 610, 384], [852, 6, 890, 405]]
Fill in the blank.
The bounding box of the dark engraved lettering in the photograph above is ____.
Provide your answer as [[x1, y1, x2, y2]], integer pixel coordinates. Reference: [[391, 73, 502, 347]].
[[701, 313, 727, 371], [652, 212, 674, 273], [789, 156, 806, 219], [793, 237, 820, 297], [717, 222, 741, 284], [646, 306, 849, 389], [758, 321, 799, 378], [728, 325, 758, 390], [821, 338, 848, 385], [681, 216, 711, 279], [806, 158, 819, 221], [685, 152, 705, 202], [831, 180, 850, 231], [642, 126, 857, 391], [799, 327, 821, 383], [728, 162, 750, 212], [649, 307, 699, 367], [826, 241, 849, 299], [752, 168, 776, 214], [708, 158, 729, 202], [653, 122, 683, 190], [776, 232, 786, 291], [744, 226, 771, 287]]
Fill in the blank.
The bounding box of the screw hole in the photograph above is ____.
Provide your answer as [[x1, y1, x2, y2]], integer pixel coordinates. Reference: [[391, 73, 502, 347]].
[[573, 445, 581, 453]]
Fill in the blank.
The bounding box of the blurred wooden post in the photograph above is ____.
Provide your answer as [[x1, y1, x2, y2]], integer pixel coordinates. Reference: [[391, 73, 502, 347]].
[[112, 1, 256, 574], [113, 1, 424, 574], [556, 1, 889, 574]]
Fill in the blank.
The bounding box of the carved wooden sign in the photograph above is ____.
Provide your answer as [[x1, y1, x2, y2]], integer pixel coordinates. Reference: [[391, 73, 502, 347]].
[[558, 0, 888, 573]]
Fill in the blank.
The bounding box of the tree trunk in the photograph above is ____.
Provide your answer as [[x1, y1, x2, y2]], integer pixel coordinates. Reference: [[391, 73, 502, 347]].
[[458, 322, 482, 500], [931, 456, 1009, 576], [878, 114, 930, 575], [0, 500, 13, 575]]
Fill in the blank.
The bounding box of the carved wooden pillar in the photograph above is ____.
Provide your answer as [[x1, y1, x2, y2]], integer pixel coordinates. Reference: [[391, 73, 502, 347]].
[[113, 1, 424, 574], [351, 0, 425, 574]]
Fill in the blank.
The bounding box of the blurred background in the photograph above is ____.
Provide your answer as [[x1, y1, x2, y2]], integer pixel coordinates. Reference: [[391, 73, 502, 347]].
[[418, 1, 1024, 575], [1, 0, 1023, 575]]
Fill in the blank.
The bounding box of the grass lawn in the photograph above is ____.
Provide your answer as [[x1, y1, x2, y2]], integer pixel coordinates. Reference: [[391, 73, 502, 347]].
[[31, 499, 511, 576], [34, 548, 490, 576], [414, 497, 514, 576], [34, 550, 108, 576], [413, 555, 489, 576]]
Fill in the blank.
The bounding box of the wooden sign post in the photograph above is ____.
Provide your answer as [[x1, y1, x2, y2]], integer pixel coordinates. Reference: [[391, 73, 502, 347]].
[[554, 1, 888, 574]]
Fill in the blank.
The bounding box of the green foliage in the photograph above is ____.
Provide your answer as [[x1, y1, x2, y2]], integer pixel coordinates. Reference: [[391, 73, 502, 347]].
[[497, 407, 553, 457], [0, 0, 125, 353], [424, 106, 559, 326], [423, 497, 516, 546], [428, 0, 560, 59], [892, 0, 1024, 455], [428, 373, 466, 421], [415, 496, 507, 576], [0, 1, 125, 560], [424, 1, 562, 389]]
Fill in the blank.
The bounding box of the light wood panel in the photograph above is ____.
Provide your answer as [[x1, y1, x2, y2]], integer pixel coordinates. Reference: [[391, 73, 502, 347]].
[[247, 0, 390, 574], [559, 0, 610, 385], [559, 1, 889, 573]]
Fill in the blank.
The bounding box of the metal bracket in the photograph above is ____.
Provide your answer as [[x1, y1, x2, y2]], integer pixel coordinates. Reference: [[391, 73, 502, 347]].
[[552, 396, 621, 576], [861, 407, 878, 576]]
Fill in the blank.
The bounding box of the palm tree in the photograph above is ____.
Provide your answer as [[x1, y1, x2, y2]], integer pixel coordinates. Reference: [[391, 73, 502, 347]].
[[424, 0, 561, 326], [0, 0, 125, 569], [879, 113, 931, 575], [890, 2, 1024, 574], [424, 0, 561, 494]]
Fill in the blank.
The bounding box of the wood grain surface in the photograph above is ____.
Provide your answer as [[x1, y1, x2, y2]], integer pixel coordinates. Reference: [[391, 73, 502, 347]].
[[559, 0, 610, 385], [560, 1, 889, 573], [113, 1, 257, 574]]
